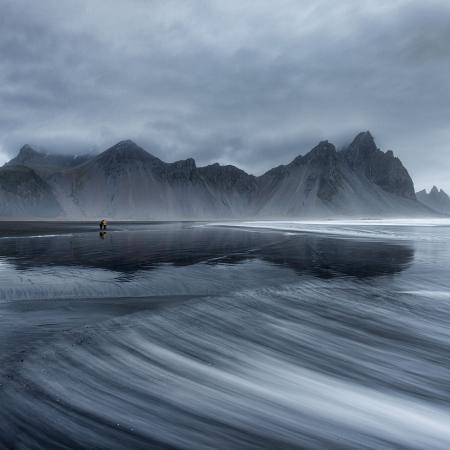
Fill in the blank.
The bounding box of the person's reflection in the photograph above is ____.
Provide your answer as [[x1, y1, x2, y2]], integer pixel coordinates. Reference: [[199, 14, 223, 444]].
[[99, 231, 107, 239]]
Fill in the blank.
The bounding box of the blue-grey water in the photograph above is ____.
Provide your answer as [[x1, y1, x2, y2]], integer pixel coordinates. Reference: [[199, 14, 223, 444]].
[[1, 220, 450, 449]]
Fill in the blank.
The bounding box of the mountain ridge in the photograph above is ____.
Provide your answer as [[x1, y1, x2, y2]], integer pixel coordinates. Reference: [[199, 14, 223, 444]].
[[1, 132, 438, 219], [6, 144, 92, 178], [417, 186, 450, 215]]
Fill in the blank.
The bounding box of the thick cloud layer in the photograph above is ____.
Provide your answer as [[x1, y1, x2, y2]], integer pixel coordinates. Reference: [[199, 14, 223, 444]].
[[1, 0, 449, 191]]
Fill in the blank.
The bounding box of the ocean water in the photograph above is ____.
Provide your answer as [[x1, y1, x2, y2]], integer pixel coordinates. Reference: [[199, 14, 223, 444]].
[[1, 220, 450, 449]]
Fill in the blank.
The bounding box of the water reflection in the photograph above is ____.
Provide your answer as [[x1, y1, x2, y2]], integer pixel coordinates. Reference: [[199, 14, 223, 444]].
[[0, 224, 414, 278]]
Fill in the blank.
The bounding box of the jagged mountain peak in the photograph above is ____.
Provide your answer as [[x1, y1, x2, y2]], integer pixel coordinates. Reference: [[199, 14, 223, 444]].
[[431, 185, 439, 194], [18, 144, 39, 156], [117, 139, 136, 146], [417, 186, 450, 215], [0, 133, 435, 219], [286, 141, 336, 166], [169, 158, 197, 176], [419, 185, 449, 197], [428, 186, 449, 198], [10, 144, 43, 164], [6, 144, 92, 177], [95, 140, 162, 166], [305, 140, 336, 158], [102, 140, 146, 155], [341, 131, 416, 200], [351, 130, 374, 143], [343, 131, 378, 159], [287, 140, 336, 170], [172, 157, 196, 168]]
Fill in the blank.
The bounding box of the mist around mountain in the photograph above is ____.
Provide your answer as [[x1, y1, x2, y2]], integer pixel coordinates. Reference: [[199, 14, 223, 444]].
[[0, 165, 62, 218], [5, 145, 92, 179], [0, 131, 438, 219], [417, 186, 450, 215]]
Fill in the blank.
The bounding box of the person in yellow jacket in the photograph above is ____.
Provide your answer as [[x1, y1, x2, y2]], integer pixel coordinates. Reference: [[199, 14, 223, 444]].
[[99, 219, 108, 230]]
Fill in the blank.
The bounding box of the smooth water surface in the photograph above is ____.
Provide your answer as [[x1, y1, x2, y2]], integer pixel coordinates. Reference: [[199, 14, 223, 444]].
[[1, 220, 450, 449]]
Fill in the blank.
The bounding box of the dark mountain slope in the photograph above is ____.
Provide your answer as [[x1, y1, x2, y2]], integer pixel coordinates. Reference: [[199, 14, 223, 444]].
[[0, 132, 435, 219], [341, 131, 416, 200], [198, 163, 258, 216], [47, 141, 221, 219], [255, 138, 428, 217], [0, 165, 62, 217]]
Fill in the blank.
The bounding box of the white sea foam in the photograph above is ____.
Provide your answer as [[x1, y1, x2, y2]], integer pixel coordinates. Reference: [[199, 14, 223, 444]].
[[206, 218, 450, 240], [0, 233, 74, 240], [401, 291, 450, 299]]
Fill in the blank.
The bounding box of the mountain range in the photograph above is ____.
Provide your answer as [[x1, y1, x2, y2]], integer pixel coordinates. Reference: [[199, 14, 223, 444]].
[[416, 186, 450, 215], [0, 131, 441, 219]]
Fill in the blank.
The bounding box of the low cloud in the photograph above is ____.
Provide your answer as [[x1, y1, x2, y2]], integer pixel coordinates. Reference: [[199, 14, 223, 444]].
[[0, 0, 449, 189]]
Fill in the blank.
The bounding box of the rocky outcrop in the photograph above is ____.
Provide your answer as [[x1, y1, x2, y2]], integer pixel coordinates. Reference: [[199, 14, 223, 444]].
[[341, 131, 416, 200], [417, 186, 450, 215], [255, 137, 427, 218]]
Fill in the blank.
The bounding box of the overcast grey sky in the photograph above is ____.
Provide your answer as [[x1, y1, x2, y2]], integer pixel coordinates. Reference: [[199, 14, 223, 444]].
[[1, 0, 449, 191]]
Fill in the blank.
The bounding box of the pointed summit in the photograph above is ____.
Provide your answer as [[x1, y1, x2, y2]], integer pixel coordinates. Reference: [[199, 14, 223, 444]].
[[417, 186, 450, 215], [348, 131, 377, 154], [341, 131, 377, 170], [6, 144, 91, 177], [104, 140, 144, 154], [355, 130, 374, 140], [96, 140, 162, 166], [288, 140, 336, 167], [8, 144, 41, 165], [341, 131, 416, 199], [5, 144, 41, 167], [18, 144, 39, 156], [305, 140, 336, 158], [118, 139, 136, 146]]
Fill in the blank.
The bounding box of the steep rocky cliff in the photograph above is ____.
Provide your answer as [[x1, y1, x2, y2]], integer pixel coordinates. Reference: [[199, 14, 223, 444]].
[[341, 131, 416, 200]]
